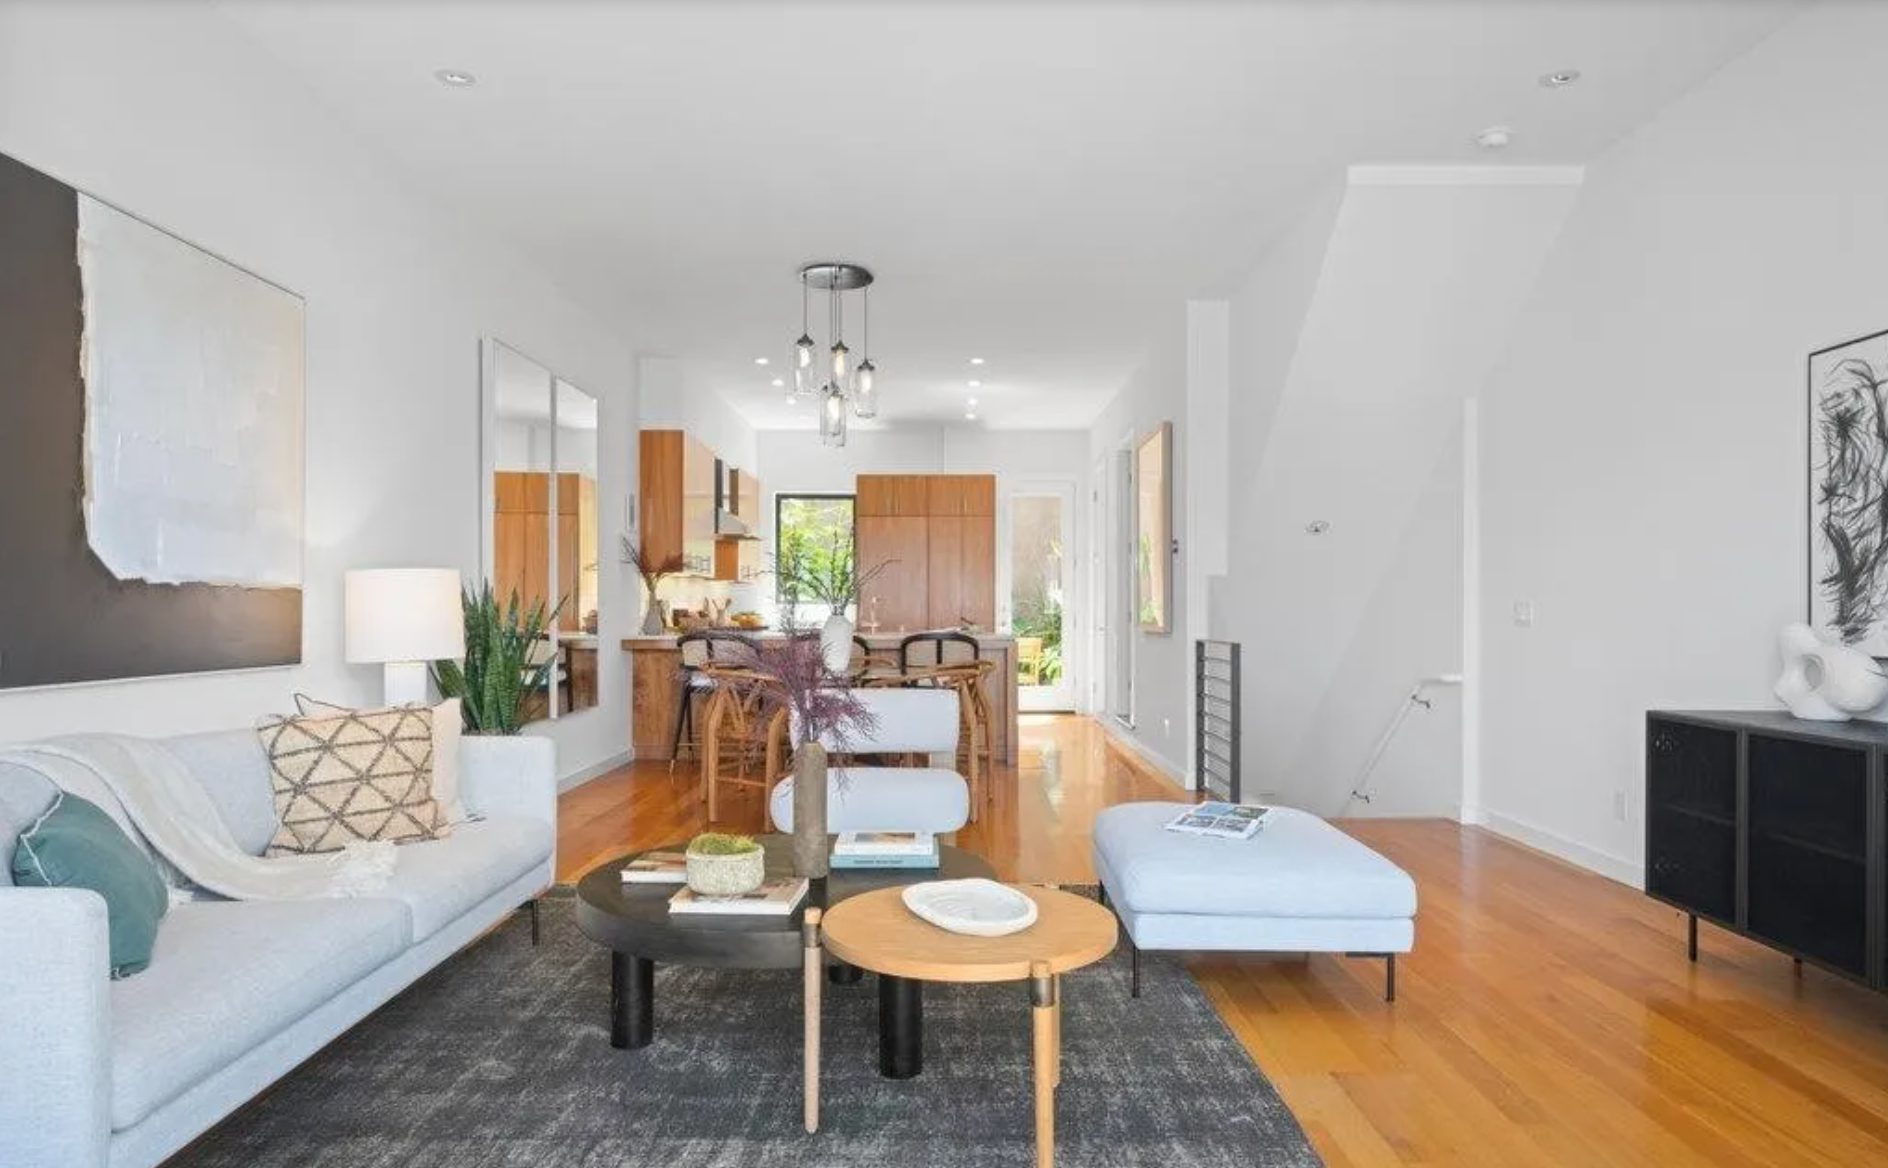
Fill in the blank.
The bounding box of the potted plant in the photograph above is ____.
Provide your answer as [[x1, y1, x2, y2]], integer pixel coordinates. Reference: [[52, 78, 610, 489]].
[[727, 637, 878, 878], [627, 543, 688, 635], [430, 581, 562, 735], [773, 530, 894, 670], [684, 833, 765, 896]]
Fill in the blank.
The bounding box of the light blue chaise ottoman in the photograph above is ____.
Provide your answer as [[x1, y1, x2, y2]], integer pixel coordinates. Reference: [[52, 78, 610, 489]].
[[1092, 803, 1417, 1000]]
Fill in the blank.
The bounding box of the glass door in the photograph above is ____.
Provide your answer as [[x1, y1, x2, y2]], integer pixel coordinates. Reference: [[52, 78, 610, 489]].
[[1007, 483, 1075, 712]]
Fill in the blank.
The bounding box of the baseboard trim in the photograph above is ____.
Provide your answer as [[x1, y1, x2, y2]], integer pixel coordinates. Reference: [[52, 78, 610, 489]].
[[559, 751, 629, 794], [1480, 809, 1642, 889], [1097, 717, 1189, 789]]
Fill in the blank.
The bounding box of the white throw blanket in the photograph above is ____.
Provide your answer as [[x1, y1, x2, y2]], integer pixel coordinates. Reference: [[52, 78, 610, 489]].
[[1, 735, 394, 899]]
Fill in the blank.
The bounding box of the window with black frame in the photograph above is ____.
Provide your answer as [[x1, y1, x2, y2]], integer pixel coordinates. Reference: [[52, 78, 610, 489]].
[[774, 493, 856, 627]]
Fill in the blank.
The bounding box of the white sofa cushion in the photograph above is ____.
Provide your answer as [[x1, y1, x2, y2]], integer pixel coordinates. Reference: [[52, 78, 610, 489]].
[[158, 731, 281, 857], [379, 816, 552, 941], [109, 896, 409, 1131], [1093, 803, 1417, 921], [770, 766, 968, 834]]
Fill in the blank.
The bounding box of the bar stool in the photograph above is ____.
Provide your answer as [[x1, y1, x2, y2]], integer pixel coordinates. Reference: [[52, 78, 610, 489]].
[[670, 631, 759, 774]]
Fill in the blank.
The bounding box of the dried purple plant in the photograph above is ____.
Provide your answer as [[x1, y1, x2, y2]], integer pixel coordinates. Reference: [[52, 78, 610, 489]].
[[730, 636, 879, 753]]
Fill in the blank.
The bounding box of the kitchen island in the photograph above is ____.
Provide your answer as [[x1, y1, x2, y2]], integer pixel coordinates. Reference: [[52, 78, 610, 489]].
[[622, 631, 1018, 765]]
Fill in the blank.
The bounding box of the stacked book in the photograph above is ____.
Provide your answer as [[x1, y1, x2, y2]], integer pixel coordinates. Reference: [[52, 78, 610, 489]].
[[831, 831, 940, 871], [669, 878, 808, 916]]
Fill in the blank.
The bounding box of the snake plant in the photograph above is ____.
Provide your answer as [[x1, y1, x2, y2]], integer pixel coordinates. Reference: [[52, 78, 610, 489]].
[[430, 581, 562, 734]]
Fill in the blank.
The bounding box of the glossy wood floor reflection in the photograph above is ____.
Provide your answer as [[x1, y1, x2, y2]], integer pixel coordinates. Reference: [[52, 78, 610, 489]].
[[557, 715, 1888, 1167]]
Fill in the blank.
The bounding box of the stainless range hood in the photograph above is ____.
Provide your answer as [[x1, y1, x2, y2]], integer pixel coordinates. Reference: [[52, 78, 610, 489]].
[[714, 459, 759, 540]]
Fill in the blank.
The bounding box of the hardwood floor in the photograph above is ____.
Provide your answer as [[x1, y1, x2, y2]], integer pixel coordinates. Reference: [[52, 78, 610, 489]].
[[556, 714, 1888, 1167]]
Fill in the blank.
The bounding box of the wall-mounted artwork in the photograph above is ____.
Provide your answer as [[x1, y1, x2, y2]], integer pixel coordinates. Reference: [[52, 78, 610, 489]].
[[1810, 327, 1888, 654], [1136, 421, 1173, 634], [0, 149, 303, 689]]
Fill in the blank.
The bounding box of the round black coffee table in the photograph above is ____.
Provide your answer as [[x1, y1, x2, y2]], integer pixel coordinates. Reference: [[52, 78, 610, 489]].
[[576, 833, 994, 1077]]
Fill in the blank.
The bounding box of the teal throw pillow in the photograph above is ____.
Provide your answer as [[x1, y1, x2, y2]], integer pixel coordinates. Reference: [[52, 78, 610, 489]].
[[12, 791, 169, 977]]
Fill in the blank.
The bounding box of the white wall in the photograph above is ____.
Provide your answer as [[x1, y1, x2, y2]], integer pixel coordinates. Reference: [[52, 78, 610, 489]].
[[1089, 317, 1192, 776], [1212, 169, 1577, 814], [641, 356, 757, 471], [1479, 1, 1888, 883], [0, 2, 640, 783]]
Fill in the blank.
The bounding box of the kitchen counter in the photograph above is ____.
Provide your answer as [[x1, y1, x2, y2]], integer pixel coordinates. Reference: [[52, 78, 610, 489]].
[[622, 630, 1019, 766], [620, 630, 1016, 647]]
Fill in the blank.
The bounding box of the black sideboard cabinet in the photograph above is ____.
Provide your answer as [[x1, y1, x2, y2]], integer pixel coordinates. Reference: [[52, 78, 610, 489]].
[[1646, 711, 1884, 988]]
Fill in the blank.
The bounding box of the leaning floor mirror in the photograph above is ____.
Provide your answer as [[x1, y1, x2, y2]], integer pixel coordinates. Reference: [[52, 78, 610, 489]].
[[482, 338, 601, 721]]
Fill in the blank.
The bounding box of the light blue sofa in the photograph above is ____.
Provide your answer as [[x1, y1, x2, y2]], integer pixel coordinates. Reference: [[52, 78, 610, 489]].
[[0, 729, 557, 1168]]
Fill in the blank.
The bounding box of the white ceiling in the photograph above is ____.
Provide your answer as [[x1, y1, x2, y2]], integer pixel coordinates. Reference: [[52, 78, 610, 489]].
[[223, 0, 1800, 431]]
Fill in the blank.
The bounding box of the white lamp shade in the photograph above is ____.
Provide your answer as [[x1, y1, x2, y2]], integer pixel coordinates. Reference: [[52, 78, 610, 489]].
[[345, 569, 465, 664]]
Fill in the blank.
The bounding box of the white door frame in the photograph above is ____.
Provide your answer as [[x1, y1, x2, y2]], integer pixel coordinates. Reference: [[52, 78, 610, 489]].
[[999, 476, 1079, 712]]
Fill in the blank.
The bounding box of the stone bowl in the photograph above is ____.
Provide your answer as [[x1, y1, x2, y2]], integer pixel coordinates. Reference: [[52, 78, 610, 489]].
[[684, 845, 766, 897]]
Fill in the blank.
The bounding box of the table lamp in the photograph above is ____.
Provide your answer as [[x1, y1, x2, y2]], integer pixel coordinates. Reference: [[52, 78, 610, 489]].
[[344, 568, 465, 706]]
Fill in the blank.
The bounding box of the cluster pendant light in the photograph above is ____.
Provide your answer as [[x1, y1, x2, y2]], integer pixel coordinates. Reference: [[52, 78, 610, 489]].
[[790, 262, 877, 446]]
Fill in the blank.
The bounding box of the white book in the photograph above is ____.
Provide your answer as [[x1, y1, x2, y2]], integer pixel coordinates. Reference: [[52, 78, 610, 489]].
[[668, 877, 808, 916], [834, 831, 936, 857], [621, 851, 688, 884]]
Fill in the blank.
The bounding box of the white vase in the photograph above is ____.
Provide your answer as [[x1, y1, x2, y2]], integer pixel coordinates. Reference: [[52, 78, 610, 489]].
[[1775, 623, 1888, 721], [820, 611, 855, 674]]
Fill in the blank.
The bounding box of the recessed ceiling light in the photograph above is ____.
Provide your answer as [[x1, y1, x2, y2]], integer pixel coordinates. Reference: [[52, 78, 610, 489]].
[[753, 357, 769, 366], [771, 378, 784, 387], [965, 412, 978, 421], [1473, 125, 1513, 150], [967, 379, 981, 388], [969, 357, 985, 366], [1539, 69, 1581, 88], [434, 68, 477, 87], [968, 396, 978, 406]]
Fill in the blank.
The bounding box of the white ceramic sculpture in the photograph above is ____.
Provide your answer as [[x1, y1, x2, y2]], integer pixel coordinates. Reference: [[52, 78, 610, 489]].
[[902, 878, 1039, 937], [1774, 623, 1888, 721]]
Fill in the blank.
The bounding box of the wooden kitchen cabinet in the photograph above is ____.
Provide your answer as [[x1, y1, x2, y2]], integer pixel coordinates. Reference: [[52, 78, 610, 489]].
[[924, 514, 997, 630], [639, 430, 686, 570], [494, 470, 585, 631], [857, 474, 930, 517], [856, 516, 930, 632], [853, 473, 996, 633]]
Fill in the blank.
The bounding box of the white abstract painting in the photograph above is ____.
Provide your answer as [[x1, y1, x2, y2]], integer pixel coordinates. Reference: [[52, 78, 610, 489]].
[[77, 194, 304, 588]]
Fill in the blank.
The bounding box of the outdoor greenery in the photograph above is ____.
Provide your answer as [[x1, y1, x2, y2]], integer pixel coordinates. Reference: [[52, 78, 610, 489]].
[[1014, 592, 1065, 684], [430, 581, 562, 735], [774, 495, 891, 625], [686, 832, 760, 856]]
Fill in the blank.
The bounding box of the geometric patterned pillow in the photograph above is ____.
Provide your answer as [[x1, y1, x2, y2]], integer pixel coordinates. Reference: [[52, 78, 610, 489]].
[[257, 705, 445, 855]]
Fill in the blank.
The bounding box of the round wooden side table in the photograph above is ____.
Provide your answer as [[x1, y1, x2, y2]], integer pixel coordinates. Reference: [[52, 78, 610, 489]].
[[812, 886, 1117, 1167]]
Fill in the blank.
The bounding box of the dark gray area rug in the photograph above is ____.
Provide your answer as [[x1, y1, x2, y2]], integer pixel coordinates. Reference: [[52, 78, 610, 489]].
[[172, 893, 1321, 1168]]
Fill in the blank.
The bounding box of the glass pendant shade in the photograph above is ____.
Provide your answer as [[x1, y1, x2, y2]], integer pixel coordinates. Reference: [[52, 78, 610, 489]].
[[830, 340, 849, 382], [793, 363, 814, 396], [852, 361, 878, 418], [819, 385, 848, 446], [794, 334, 815, 370]]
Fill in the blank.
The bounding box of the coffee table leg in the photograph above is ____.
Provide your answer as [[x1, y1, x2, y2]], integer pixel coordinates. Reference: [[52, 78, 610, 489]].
[[828, 961, 863, 986], [1031, 962, 1057, 1168], [804, 908, 822, 1134], [878, 974, 923, 1079], [611, 952, 655, 1049]]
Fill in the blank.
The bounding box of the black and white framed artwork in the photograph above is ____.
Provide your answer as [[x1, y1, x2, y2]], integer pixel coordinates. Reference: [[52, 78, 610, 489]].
[[1810, 327, 1888, 654], [0, 149, 304, 689]]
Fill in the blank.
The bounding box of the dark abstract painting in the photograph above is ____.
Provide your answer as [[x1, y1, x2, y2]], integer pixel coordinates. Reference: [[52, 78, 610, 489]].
[[1810, 328, 1888, 653]]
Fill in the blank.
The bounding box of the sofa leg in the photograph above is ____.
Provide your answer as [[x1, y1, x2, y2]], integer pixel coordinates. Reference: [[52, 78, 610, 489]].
[[1097, 884, 1108, 909], [1385, 953, 1395, 1003], [526, 898, 541, 947], [1130, 938, 1141, 999]]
